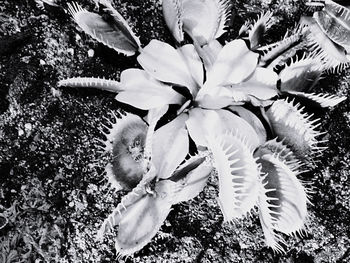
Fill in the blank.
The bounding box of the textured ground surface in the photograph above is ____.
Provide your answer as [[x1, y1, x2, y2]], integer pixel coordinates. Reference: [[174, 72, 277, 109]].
[[0, 0, 349, 262]]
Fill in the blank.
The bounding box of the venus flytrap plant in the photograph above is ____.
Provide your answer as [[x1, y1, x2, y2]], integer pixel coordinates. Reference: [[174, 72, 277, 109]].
[[58, 0, 349, 257]]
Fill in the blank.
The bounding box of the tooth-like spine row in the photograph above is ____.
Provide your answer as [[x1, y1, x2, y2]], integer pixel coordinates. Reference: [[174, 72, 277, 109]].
[[258, 176, 287, 254], [325, 0, 350, 22], [67, 2, 85, 18], [259, 34, 304, 67], [115, 178, 176, 257], [67, 2, 137, 56], [267, 153, 310, 227], [269, 99, 323, 156], [305, 1, 325, 8], [98, 0, 142, 48], [306, 92, 347, 107], [260, 140, 312, 197], [300, 17, 350, 72], [213, 0, 232, 39], [99, 110, 126, 153], [58, 77, 123, 93], [97, 182, 146, 240], [259, 33, 302, 62], [308, 34, 350, 72], [283, 52, 325, 72], [248, 11, 274, 38], [290, 92, 347, 108], [258, 149, 310, 253], [261, 138, 298, 163], [171, 0, 184, 41], [209, 130, 260, 221]]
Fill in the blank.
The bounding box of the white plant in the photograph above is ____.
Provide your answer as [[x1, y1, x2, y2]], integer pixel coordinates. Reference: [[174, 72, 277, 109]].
[[58, 0, 349, 258]]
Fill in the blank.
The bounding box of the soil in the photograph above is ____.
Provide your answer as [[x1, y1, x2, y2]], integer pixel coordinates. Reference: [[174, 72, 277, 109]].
[[0, 0, 349, 262]]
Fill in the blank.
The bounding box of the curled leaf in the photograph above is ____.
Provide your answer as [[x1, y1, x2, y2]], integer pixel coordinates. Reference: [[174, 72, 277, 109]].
[[314, 0, 350, 51], [115, 180, 177, 257], [67, 2, 140, 56], [257, 146, 309, 253], [182, 0, 231, 45], [163, 0, 231, 45], [248, 11, 274, 50], [300, 16, 350, 71], [102, 112, 148, 190], [255, 138, 297, 163], [279, 54, 323, 93], [207, 131, 260, 221], [259, 34, 303, 67], [198, 39, 223, 71], [98, 177, 177, 257], [266, 99, 324, 160], [162, 0, 184, 42]]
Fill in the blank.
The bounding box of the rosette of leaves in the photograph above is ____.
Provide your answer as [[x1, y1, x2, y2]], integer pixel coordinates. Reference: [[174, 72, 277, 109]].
[[59, 0, 349, 257]]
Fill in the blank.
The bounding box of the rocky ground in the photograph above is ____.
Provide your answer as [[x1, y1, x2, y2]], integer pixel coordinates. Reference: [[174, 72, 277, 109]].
[[0, 0, 349, 262]]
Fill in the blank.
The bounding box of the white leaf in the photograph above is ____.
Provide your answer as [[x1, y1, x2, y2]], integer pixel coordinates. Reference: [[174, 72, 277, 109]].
[[172, 157, 213, 204], [152, 114, 189, 179], [103, 112, 148, 190], [230, 67, 279, 100], [144, 106, 169, 159], [266, 99, 323, 159], [202, 39, 259, 90], [67, 2, 140, 56], [181, 0, 232, 45], [228, 106, 267, 145], [162, 0, 184, 42], [99, 179, 177, 257], [115, 69, 185, 110], [207, 131, 260, 221], [137, 40, 201, 96], [186, 108, 261, 149], [257, 147, 309, 253]]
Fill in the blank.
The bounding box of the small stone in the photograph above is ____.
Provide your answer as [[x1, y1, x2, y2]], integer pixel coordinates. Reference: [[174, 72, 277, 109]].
[[67, 48, 74, 56], [51, 87, 62, 97], [88, 49, 94, 58], [75, 34, 81, 41], [18, 129, 24, 136], [21, 56, 31, 63], [40, 59, 46, 65], [69, 201, 75, 207], [24, 123, 32, 131]]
